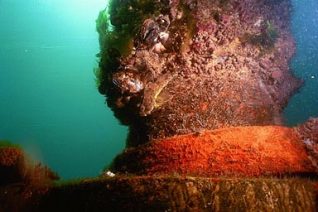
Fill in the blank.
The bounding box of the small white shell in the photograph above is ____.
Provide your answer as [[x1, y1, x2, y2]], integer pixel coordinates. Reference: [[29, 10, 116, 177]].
[[106, 171, 115, 177], [153, 42, 166, 53], [127, 79, 144, 93], [176, 10, 183, 20], [254, 18, 263, 27], [159, 32, 169, 43]]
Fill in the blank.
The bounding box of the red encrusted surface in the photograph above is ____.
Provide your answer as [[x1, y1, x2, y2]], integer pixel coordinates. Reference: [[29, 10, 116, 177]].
[[0, 147, 25, 185], [0, 147, 24, 167], [113, 126, 317, 176]]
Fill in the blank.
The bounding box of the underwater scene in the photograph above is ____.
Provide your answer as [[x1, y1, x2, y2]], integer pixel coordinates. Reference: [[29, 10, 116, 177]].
[[1, 0, 318, 211]]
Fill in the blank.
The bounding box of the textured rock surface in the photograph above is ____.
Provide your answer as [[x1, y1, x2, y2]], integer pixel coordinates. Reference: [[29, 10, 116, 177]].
[[97, 0, 301, 146], [0, 145, 59, 210], [0, 147, 25, 185], [295, 118, 318, 171], [10, 177, 316, 212], [0, 146, 59, 186]]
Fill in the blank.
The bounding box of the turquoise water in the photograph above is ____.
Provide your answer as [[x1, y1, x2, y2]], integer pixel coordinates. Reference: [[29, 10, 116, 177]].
[[284, 0, 318, 125], [0, 0, 127, 179], [0, 0, 317, 179]]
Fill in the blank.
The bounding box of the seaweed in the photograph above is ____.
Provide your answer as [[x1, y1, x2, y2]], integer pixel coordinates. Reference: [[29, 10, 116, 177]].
[[265, 20, 278, 43], [95, 0, 170, 95], [219, 0, 230, 8], [93, 67, 102, 88], [0, 140, 20, 149], [240, 20, 278, 49]]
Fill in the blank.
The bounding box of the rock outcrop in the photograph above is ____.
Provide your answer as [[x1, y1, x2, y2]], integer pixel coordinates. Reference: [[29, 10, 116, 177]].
[[96, 0, 301, 146]]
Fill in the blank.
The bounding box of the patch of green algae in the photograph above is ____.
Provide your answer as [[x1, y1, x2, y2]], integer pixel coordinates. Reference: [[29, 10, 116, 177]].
[[0, 140, 20, 149]]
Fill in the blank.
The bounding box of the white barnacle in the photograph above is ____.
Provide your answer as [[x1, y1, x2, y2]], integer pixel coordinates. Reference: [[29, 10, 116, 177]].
[[127, 78, 144, 93], [159, 32, 169, 43], [153, 42, 166, 53], [254, 18, 263, 27], [176, 10, 183, 20], [106, 171, 115, 177], [304, 138, 314, 149], [112, 71, 144, 94]]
